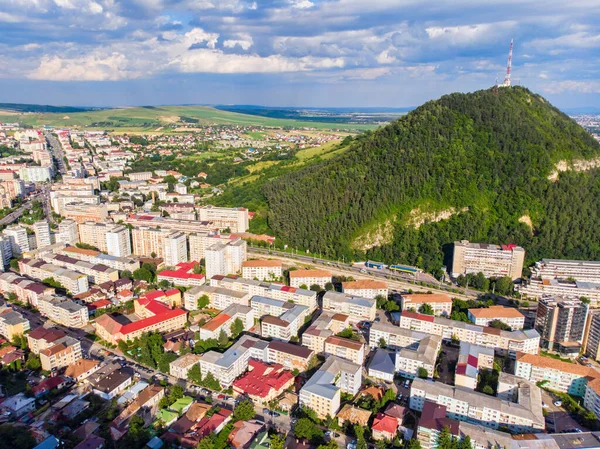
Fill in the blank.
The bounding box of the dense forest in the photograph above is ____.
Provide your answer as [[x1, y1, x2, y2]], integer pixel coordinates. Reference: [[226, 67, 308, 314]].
[[262, 87, 600, 274]]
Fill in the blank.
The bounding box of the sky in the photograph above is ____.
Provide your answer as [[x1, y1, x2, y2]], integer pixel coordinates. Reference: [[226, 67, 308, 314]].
[[0, 0, 599, 109]]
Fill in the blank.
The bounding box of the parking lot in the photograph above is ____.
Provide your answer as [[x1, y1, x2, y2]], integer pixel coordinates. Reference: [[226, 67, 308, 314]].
[[542, 390, 588, 433]]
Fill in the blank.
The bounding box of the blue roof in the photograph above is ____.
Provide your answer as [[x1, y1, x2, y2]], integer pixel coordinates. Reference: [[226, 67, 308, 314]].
[[34, 436, 60, 449], [368, 349, 396, 375], [146, 437, 164, 449]]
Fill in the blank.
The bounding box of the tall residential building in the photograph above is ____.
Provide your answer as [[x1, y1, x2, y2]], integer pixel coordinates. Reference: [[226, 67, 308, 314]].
[[535, 296, 588, 355], [531, 259, 600, 283], [106, 226, 132, 257], [131, 226, 167, 258], [197, 206, 249, 233], [163, 232, 188, 267], [54, 219, 79, 245], [33, 221, 52, 248], [0, 304, 30, 341], [0, 236, 12, 271], [2, 225, 29, 256], [205, 238, 247, 279], [451, 240, 525, 280], [584, 310, 600, 361], [189, 231, 220, 261]]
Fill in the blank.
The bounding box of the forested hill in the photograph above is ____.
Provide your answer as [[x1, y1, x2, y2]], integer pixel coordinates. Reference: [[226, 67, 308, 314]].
[[262, 86, 600, 275]]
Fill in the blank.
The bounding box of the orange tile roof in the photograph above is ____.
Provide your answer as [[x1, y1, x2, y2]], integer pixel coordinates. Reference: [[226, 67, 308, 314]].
[[342, 280, 387, 290], [468, 305, 524, 319], [64, 246, 101, 257], [324, 335, 363, 351], [289, 269, 332, 278], [516, 352, 598, 378], [202, 313, 231, 332], [402, 293, 452, 303], [587, 378, 600, 395], [65, 359, 99, 379], [242, 260, 282, 268]]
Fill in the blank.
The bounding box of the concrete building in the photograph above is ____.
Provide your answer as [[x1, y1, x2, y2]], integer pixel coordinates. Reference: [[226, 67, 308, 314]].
[[395, 335, 442, 379], [368, 349, 396, 382], [19, 165, 52, 182], [169, 353, 202, 380], [260, 306, 307, 341], [520, 279, 600, 306], [468, 305, 525, 330], [39, 336, 82, 371], [19, 258, 90, 294], [265, 340, 314, 371], [532, 259, 600, 283], [322, 291, 376, 321], [184, 284, 250, 311], [323, 336, 365, 365], [301, 312, 350, 354], [163, 232, 188, 267], [2, 225, 29, 256], [0, 305, 30, 341], [37, 295, 89, 328], [33, 221, 52, 248], [289, 269, 332, 289], [54, 219, 79, 246], [157, 262, 206, 288], [197, 206, 249, 233], [59, 246, 139, 273], [205, 238, 247, 279], [42, 253, 119, 285], [514, 352, 597, 397], [199, 304, 254, 340], [410, 377, 544, 433], [585, 310, 600, 362], [0, 236, 12, 270], [63, 203, 108, 223], [398, 311, 540, 356], [402, 293, 453, 317], [241, 260, 283, 281], [105, 226, 132, 257], [341, 280, 388, 300], [452, 240, 525, 280], [454, 343, 495, 390], [535, 296, 588, 355], [131, 226, 167, 258], [583, 379, 600, 420], [299, 356, 362, 419]]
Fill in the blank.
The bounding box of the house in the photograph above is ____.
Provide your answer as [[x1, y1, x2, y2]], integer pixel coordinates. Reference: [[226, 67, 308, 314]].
[[228, 420, 264, 449], [89, 363, 134, 400], [33, 436, 60, 449], [1, 392, 35, 417], [360, 385, 385, 402], [32, 376, 70, 397], [372, 412, 400, 441], [336, 404, 372, 427], [169, 353, 201, 380], [64, 359, 100, 382]]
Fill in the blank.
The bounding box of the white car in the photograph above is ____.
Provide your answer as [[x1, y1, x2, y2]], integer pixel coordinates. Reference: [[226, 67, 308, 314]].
[[554, 400, 562, 407]]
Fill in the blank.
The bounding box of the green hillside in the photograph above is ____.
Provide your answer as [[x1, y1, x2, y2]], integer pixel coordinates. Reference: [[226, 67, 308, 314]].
[[0, 105, 377, 132], [262, 86, 600, 275]]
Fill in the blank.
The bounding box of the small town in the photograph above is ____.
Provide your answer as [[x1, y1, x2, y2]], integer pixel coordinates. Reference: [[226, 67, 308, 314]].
[[0, 120, 598, 449]]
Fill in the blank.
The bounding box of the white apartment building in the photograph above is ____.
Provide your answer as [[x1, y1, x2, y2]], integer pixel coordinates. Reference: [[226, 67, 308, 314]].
[[520, 279, 600, 306], [322, 291, 376, 321], [39, 336, 82, 371], [455, 342, 495, 390], [323, 336, 365, 365], [398, 311, 540, 356], [163, 232, 188, 266], [301, 312, 350, 354], [341, 280, 388, 300], [514, 352, 595, 397], [42, 253, 119, 285], [184, 285, 250, 311], [242, 260, 283, 281], [410, 377, 545, 433], [169, 353, 202, 380], [128, 171, 153, 181], [532, 259, 600, 283], [59, 246, 139, 273], [0, 237, 11, 270], [583, 379, 600, 420], [105, 226, 132, 257], [19, 258, 89, 295], [33, 221, 52, 248], [205, 238, 247, 279], [2, 225, 29, 256], [197, 206, 249, 233], [368, 322, 430, 350], [199, 304, 254, 340], [19, 165, 52, 182], [402, 293, 453, 317], [299, 356, 362, 419], [37, 294, 89, 328], [289, 269, 332, 289], [54, 220, 79, 246], [452, 240, 525, 280], [395, 335, 442, 379], [468, 305, 525, 329], [260, 304, 308, 341]]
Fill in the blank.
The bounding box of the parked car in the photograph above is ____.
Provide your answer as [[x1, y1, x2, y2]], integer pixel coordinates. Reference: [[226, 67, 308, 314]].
[[272, 412, 280, 417], [262, 408, 270, 415], [554, 400, 563, 407]]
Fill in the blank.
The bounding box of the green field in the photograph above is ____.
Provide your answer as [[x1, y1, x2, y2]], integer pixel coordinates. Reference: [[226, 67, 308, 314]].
[[0, 105, 379, 132]]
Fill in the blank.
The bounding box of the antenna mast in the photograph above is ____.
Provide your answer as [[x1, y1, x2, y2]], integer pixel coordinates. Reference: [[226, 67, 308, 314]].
[[503, 38, 513, 87]]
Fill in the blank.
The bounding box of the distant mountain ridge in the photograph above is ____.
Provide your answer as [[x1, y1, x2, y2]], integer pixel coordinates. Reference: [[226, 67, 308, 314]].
[[262, 86, 600, 274], [0, 103, 99, 114]]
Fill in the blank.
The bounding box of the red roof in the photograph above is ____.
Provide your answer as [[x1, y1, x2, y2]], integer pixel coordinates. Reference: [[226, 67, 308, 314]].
[[121, 307, 186, 335], [165, 288, 181, 297], [372, 413, 399, 434], [140, 291, 166, 301], [232, 360, 294, 398], [467, 354, 478, 367], [87, 299, 111, 311], [401, 310, 435, 322], [455, 364, 467, 375]]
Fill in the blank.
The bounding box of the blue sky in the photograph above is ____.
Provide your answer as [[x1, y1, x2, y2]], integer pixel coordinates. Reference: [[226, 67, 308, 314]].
[[0, 0, 599, 109]]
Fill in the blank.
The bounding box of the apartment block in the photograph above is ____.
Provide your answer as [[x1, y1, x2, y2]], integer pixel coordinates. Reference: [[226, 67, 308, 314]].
[[266, 340, 314, 371], [205, 238, 247, 279], [33, 221, 52, 248], [468, 305, 525, 330], [39, 336, 82, 371], [131, 226, 167, 258], [260, 305, 308, 341], [19, 165, 52, 182], [398, 311, 540, 356], [157, 262, 205, 288], [2, 225, 29, 256], [583, 379, 600, 420], [0, 304, 30, 341], [322, 291, 376, 321], [188, 231, 221, 261], [341, 280, 388, 300], [184, 285, 250, 311], [289, 269, 332, 289], [169, 353, 202, 380], [58, 246, 139, 273], [368, 321, 430, 350], [454, 343, 495, 390], [54, 219, 79, 246], [199, 304, 254, 340], [323, 336, 365, 365], [532, 259, 600, 283], [410, 377, 544, 433], [301, 312, 350, 354], [37, 295, 89, 328], [197, 206, 249, 233], [42, 253, 119, 285], [164, 231, 188, 267], [19, 258, 90, 294], [105, 226, 132, 257], [26, 326, 67, 355], [535, 296, 588, 355], [402, 293, 453, 317], [299, 356, 362, 419], [241, 260, 283, 281], [520, 279, 600, 306], [452, 240, 525, 280], [395, 335, 441, 379], [63, 203, 108, 223], [514, 352, 596, 397], [584, 310, 600, 361]]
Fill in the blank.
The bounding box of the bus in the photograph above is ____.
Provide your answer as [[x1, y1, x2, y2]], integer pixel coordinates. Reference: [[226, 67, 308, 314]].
[[389, 264, 421, 274], [365, 261, 385, 269]]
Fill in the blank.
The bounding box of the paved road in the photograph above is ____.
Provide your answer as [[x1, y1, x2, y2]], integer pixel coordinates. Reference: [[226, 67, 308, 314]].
[[0, 201, 34, 226], [45, 132, 67, 175]]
